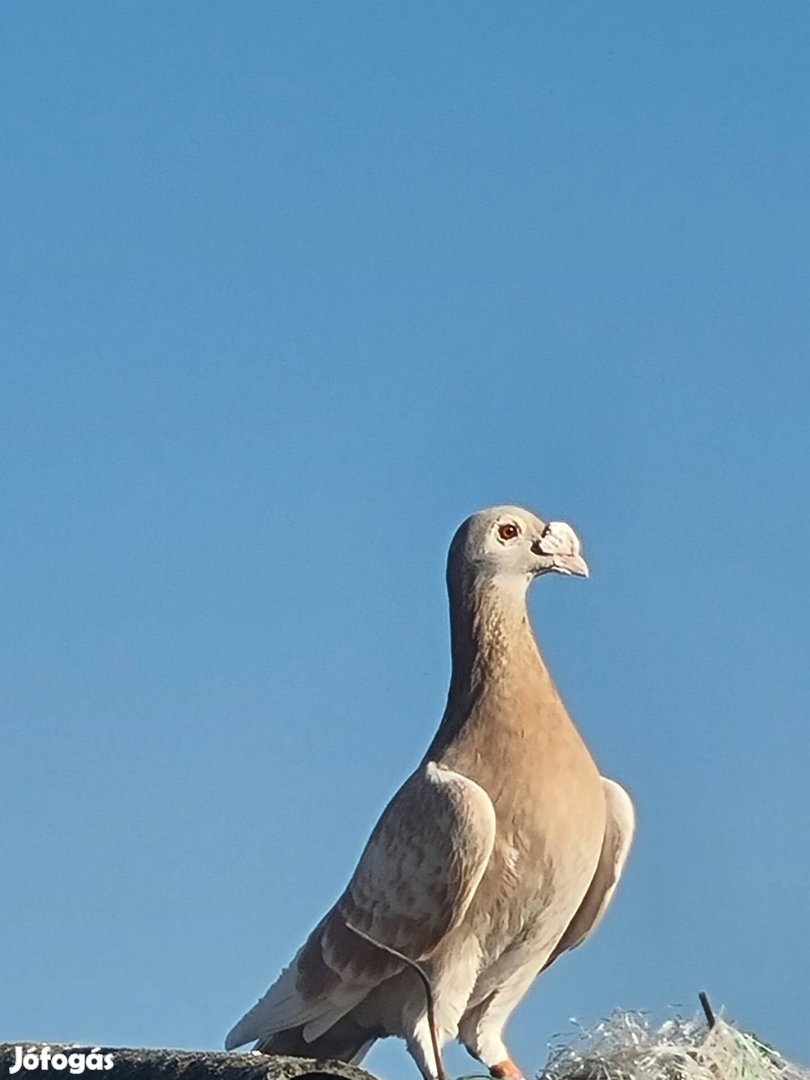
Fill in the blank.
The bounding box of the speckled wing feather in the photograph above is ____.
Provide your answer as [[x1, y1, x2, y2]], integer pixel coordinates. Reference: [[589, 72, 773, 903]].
[[225, 761, 496, 1050]]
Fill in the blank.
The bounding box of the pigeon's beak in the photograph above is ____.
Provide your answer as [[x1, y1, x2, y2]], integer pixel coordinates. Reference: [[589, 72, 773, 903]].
[[531, 521, 589, 578]]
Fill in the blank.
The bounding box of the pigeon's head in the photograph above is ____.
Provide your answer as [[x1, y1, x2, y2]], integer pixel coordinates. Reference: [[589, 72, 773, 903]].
[[448, 505, 588, 587]]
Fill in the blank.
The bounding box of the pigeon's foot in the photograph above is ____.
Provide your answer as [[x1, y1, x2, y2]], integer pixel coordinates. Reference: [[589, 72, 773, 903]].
[[489, 1059, 525, 1080]]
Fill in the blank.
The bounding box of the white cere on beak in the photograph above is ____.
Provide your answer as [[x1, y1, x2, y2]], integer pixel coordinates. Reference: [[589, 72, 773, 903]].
[[535, 521, 589, 578]]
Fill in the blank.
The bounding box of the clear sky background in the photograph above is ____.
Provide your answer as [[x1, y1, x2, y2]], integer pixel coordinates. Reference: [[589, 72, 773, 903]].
[[2, 2, 809, 1075]]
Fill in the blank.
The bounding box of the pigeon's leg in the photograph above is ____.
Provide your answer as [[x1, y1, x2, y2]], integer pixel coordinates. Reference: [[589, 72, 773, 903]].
[[405, 1012, 450, 1080], [489, 1061, 525, 1080], [458, 965, 538, 1080], [458, 1010, 527, 1080], [405, 936, 484, 1080]]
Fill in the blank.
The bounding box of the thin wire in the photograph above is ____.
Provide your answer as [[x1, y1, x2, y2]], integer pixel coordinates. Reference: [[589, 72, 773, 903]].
[[344, 920, 447, 1080]]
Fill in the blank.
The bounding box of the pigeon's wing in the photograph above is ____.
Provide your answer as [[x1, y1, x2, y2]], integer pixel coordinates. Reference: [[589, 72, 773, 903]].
[[542, 778, 635, 970], [225, 761, 496, 1050]]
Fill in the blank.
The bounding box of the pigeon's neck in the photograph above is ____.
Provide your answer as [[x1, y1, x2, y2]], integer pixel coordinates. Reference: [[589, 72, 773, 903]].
[[423, 572, 565, 760], [446, 572, 548, 704]]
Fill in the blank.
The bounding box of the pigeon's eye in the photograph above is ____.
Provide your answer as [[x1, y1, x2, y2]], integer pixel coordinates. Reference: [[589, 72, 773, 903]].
[[498, 522, 519, 541]]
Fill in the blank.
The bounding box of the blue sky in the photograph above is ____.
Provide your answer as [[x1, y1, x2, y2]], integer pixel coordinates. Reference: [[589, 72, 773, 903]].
[[2, 2, 809, 1074]]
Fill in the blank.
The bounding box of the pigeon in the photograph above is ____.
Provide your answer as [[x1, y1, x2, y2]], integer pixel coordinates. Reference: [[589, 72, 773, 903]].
[[226, 505, 635, 1080]]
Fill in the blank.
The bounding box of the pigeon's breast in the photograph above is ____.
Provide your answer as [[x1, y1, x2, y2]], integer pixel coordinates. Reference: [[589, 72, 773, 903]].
[[438, 693, 606, 976], [475, 770, 604, 969]]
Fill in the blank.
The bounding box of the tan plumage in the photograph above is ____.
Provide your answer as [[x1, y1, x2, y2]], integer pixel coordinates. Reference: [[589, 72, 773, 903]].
[[226, 505, 634, 1080]]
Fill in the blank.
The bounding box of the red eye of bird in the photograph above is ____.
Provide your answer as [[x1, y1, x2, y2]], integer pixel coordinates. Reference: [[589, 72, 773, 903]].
[[498, 522, 519, 540]]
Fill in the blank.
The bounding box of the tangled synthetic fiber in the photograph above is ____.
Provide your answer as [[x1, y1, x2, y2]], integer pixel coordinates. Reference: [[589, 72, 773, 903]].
[[539, 1009, 810, 1080]]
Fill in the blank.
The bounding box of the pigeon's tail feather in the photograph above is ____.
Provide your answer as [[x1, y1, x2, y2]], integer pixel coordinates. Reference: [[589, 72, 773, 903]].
[[257, 1016, 380, 1064]]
